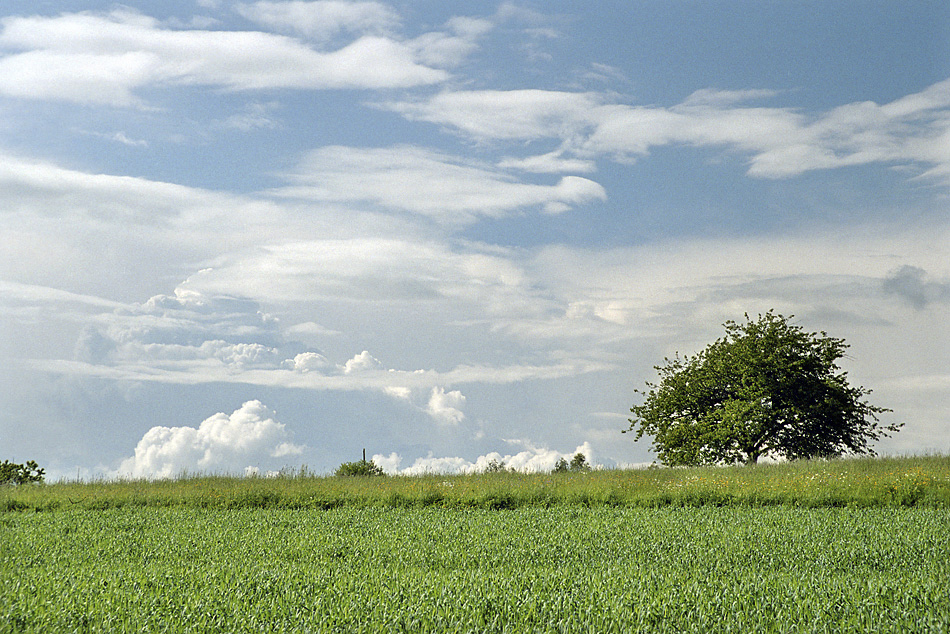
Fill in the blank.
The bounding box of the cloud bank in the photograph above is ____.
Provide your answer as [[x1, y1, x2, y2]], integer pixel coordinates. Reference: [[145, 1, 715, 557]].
[[117, 400, 304, 479], [373, 442, 596, 475]]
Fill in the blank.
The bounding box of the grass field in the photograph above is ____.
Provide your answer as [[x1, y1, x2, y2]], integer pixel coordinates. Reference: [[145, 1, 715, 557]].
[[2, 506, 948, 632], [3, 454, 949, 512], [2, 456, 949, 632]]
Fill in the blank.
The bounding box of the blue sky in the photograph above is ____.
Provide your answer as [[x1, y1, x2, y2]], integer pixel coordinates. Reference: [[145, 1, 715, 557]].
[[1, 1, 948, 479]]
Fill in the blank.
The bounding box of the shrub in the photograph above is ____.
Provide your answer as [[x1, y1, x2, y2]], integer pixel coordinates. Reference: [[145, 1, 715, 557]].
[[334, 459, 385, 477]]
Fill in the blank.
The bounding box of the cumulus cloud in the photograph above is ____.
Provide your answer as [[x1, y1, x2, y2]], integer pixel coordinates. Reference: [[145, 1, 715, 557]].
[[283, 351, 333, 372], [117, 400, 304, 479], [29, 275, 605, 393], [271, 145, 606, 224], [426, 386, 466, 425], [74, 288, 289, 370], [374, 442, 595, 475], [343, 350, 383, 373], [0, 9, 448, 106]]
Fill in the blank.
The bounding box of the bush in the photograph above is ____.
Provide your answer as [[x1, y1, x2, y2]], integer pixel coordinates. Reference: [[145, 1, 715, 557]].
[[334, 459, 385, 477], [0, 460, 45, 485]]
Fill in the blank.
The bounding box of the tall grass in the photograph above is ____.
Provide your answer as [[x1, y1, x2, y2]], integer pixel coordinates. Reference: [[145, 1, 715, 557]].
[[3, 454, 949, 512]]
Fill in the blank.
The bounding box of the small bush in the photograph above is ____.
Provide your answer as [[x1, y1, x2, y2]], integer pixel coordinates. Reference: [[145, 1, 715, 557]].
[[335, 460, 384, 477]]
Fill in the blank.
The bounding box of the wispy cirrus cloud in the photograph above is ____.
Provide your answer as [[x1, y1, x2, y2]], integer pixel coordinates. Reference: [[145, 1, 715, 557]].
[[384, 79, 950, 183], [270, 145, 606, 223], [235, 1, 401, 41]]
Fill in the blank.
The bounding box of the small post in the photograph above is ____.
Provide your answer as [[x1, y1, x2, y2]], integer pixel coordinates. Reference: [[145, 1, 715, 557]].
[[363, 448, 366, 463]]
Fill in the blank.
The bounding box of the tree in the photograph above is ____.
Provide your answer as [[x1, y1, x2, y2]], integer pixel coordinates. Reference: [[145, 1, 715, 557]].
[[334, 459, 384, 477], [0, 460, 45, 485], [553, 453, 590, 473], [569, 453, 591, 472], [626, 312, 900, 466], [483, 458, 511, 473]]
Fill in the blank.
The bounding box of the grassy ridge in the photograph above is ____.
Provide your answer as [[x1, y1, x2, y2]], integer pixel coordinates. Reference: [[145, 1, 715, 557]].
[[3, 454, 950, 512]]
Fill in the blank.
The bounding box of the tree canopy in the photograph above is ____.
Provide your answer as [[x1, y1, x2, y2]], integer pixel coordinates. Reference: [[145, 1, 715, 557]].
[[626, 312, 900, 466], [0, 460, 45, 485]]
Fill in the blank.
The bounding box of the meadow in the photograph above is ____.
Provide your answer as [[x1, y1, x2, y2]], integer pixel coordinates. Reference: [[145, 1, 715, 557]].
[[2, 456, 949, 632], [2, 454, 949, 512]]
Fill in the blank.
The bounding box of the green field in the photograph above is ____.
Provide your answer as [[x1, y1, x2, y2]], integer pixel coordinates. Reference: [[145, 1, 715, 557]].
[[2, 506, 949, 632], [2, 456, 950, 632]]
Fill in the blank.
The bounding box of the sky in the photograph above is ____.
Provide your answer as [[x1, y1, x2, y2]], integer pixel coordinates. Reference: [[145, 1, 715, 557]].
[[1, 1, 948, 480]]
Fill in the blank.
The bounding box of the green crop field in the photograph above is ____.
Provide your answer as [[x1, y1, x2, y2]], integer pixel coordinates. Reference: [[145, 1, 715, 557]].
[[2, 506, 948, 632], [2, 456, 950, 632]]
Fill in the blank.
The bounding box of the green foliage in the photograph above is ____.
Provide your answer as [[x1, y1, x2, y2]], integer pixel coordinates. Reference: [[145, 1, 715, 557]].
[[334, 459, 385, 477], [1, 506, 948, 632], [554, 453, 591, 473], [628, 312, 900, 466], [569, 452, 591, 472], [482, 458, 513, 473], [0, 460, 45, 485]]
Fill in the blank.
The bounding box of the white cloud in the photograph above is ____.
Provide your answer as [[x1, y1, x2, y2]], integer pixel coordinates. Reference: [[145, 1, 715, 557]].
[[0, 10, 448, 106], [383, 89, 603, 141], [383, 79, 950, 184], [117, 400, 304, 479], [272, 145, 606, 223], [426, 386, 466, 425], [407, 16, 492, 68], [343, 350, 382, 373], [212, 102, 281, 131], [286, 321, 340, 338], [377, 442, 595, 475], [284, 351, 333, 373], [497, 150, 596, 174], [235, 1, 400, 41]]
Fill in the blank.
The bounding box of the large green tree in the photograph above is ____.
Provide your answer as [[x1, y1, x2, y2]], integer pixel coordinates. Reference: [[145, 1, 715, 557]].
[[626, 312, 900, 465]]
